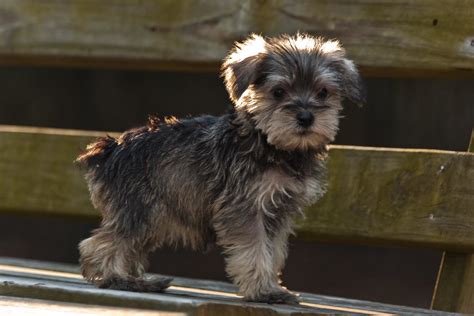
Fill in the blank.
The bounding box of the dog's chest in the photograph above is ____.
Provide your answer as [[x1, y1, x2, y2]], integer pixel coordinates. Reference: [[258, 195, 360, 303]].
[[252, 169, 321, 212]]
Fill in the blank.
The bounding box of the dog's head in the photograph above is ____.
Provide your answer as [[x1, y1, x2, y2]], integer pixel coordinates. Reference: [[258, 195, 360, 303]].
[[221, 33, 364, 151]]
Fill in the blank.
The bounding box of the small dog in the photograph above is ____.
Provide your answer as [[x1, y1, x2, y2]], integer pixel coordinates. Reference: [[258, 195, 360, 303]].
[[77, 33, 364, 304]]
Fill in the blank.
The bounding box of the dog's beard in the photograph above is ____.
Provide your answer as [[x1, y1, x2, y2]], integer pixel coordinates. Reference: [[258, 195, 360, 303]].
[[237, 93, 341, 151], [258, 109, 339, 151]]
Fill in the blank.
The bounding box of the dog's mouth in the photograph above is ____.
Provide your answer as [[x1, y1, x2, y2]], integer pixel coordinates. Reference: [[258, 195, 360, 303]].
[[296, 127, 331, 142], [295, 126, 315, 136], [296, 130, 310, 136]]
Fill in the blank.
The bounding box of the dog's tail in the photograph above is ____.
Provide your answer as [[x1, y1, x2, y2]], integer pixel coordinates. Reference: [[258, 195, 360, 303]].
[[76, 135, 118, 169]]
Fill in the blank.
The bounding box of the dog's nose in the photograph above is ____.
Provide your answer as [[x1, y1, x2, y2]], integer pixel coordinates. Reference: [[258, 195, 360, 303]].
[[296, 111, 314, 127]]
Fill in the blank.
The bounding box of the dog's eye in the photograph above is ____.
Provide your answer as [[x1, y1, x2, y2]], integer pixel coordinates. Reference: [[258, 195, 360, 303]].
[[317, 88, 328, 100], [272, 88, 286, 100]]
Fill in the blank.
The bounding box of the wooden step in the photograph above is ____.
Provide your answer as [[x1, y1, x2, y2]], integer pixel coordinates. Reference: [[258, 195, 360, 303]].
[[0, 257, 459, 315]]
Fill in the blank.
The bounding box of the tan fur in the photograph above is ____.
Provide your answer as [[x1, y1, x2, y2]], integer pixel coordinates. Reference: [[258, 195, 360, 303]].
[[79, 227, 147, 283], [252, 169, 295, 218], [216, 212, 282, 299], [272, 218, 294, 275]]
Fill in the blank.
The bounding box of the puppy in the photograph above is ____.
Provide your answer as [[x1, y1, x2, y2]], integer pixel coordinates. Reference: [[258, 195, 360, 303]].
[[77, 33, 364, 304]]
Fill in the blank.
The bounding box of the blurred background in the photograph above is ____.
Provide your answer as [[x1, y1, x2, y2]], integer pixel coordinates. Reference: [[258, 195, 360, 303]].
[[0, 0, 473, 310]]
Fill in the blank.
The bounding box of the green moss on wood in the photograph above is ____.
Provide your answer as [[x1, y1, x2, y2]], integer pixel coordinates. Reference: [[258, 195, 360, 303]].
[[297, 147, 474, 250], [1, 127, 474, 251], [0, 0, 474, 74]]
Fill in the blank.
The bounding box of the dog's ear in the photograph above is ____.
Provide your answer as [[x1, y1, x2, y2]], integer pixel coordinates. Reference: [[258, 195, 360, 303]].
[[337, 58, 366, 107], [319, 41, 366, 107], [221, 34, 267, 104]]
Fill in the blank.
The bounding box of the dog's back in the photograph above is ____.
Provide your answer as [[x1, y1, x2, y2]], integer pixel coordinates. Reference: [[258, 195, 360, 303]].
[[76, 115, 222, 241], [76, 135, 118, 169]]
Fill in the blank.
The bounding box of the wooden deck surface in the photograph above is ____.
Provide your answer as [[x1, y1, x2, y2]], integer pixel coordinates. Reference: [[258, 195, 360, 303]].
[[0, 257, 461, 315], [0, 296, 184, 316]]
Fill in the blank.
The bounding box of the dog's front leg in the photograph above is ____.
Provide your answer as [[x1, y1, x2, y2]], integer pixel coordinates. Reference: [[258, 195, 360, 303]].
[[214, 211, 298, 305]]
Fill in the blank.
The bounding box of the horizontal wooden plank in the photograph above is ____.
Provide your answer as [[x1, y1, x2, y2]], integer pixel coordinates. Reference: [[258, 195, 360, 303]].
[[0, 126, 101, 218], [296, 146, 474, 251], [0, 257, 458, 316], [0, 270, 345, 315], [0, 125, 473, 251], [0, 1, 474, 76], [0, 295, 184, 316]]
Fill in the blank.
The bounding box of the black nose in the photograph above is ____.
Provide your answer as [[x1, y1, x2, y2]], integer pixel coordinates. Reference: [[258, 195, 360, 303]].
[[296, 111, 314, 127]]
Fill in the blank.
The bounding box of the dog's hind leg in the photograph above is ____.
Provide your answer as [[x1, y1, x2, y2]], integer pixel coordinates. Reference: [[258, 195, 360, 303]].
[[79, 224, 172, 292]]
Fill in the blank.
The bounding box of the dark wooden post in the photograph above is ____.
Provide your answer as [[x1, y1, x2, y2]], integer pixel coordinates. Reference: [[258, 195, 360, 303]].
[[431, 130, 474, 313]]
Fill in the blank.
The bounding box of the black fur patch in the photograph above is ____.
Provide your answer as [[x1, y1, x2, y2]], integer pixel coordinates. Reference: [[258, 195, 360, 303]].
[[99, 276, 172, 292]]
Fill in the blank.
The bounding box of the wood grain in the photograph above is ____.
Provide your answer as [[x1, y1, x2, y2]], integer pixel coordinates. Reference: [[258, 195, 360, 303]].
[[0, 126, 101, 218], [1, 125, 473, 251], [431, 252, 474, 313], [0, 296, 184, 316], [297, 146, 474, 251], [0, 1, 473, 75], [0, 257, 458, 316], [431, 129, 474, 313]]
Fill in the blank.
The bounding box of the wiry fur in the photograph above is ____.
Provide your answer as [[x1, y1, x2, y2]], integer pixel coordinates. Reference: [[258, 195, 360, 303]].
[[77, 33, 363, 304]]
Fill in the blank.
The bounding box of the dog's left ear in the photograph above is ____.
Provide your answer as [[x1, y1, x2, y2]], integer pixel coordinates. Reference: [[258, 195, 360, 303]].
[[221, 34, 267, 104], [337, 58, 366, 107], [320, 41, 366, 106]]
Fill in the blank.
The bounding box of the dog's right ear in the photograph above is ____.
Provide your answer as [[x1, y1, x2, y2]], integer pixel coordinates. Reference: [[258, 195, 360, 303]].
[[221, 34, 267, 104]]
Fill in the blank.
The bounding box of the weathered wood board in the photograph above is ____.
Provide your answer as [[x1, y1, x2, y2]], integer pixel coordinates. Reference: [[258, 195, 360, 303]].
[[0, 1, 473, 75], [0, 257, 461, 315], [431, 129, 474, 313], [0, 295, 184, 316], [0, 125, 473, 251], [431, 252, 474, 313], [0, 126, 105, 218], [298, 146, 474, 251]]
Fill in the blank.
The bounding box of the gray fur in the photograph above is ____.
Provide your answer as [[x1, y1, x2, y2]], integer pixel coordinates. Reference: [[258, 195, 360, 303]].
[[77, 33, 363, 304]]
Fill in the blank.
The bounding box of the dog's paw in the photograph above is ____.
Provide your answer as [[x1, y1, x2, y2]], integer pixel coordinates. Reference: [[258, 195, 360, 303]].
[[142, 276, 173, 292], [247, 290, 300, 305], [99, 276, 173, 293]]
